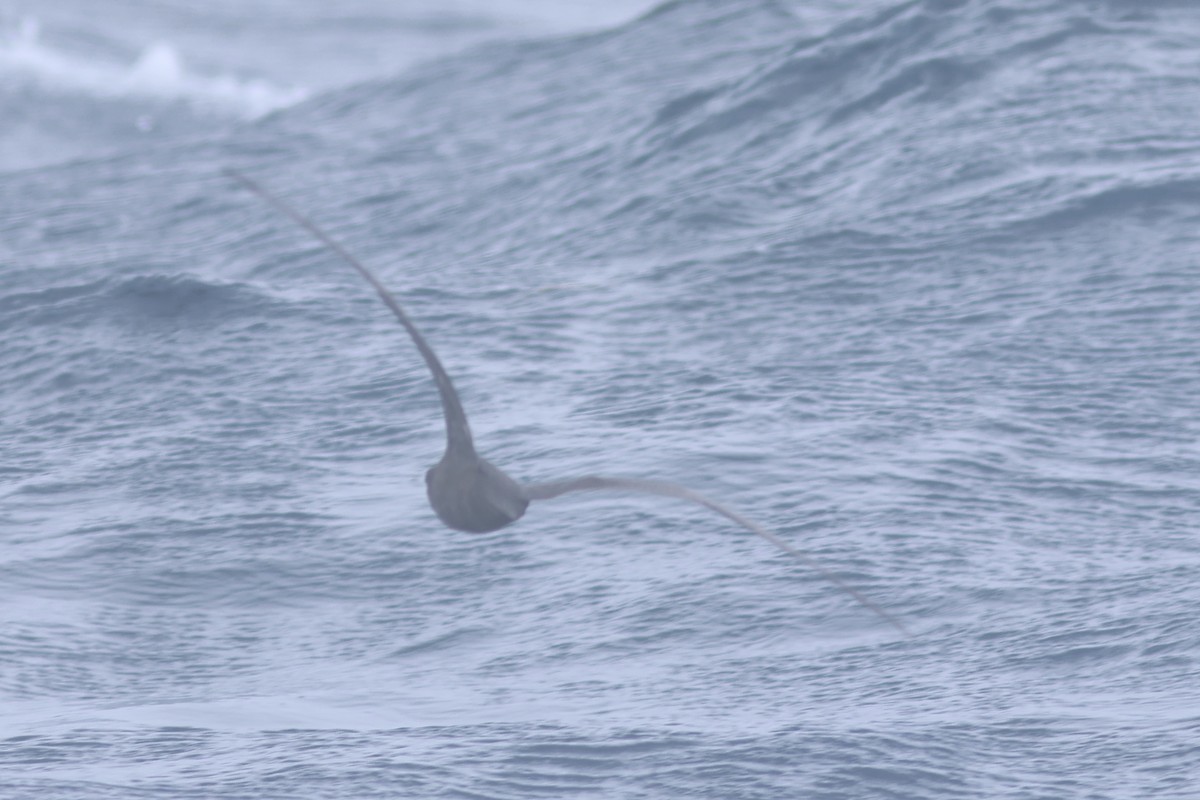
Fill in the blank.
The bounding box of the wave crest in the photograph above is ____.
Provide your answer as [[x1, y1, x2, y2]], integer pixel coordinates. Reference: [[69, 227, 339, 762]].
[[0, 17, 307, 119]]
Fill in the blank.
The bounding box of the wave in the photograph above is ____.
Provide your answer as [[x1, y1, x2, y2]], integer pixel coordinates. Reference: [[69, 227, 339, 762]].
[[0, 17, 306, 119], [249, 0, 1199, 263]]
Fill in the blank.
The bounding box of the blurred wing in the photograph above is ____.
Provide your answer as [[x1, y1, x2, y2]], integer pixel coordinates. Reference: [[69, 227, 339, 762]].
[[523, 475, 909, 635]]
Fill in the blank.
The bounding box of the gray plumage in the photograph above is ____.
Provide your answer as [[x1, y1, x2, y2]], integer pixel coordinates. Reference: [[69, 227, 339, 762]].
[[227, 170, 909, 636]]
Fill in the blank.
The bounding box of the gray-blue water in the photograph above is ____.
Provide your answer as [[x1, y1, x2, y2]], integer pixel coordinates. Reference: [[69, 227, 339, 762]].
[[3, 0, 1199, 796]]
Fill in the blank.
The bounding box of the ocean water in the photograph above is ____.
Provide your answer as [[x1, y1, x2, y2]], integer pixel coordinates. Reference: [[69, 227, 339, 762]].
[[2, 0, 1199, 797]]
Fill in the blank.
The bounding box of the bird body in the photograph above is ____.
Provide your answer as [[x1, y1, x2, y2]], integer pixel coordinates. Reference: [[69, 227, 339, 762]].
[[427, 453, 528, 533]]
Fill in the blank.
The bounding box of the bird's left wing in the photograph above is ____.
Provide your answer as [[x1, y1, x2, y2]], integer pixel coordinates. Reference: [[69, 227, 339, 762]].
[[522, 475, 909, 635]]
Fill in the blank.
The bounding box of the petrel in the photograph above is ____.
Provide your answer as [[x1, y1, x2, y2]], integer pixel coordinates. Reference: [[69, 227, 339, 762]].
[[227, 170, 908, 636]]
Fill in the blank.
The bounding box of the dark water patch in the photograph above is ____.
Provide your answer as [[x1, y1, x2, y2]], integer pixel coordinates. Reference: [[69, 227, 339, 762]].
[[0, 274, 287, 333], [1006, 178, 1200, 236]]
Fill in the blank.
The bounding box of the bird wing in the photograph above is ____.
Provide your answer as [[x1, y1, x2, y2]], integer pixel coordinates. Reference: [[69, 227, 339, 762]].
[[523, 475, 908, 635], [226, 170, 477, 456]]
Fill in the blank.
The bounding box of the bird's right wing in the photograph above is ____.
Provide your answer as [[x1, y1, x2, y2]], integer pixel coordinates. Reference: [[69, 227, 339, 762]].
[[523, 475, 909, 635], [226, 170, 477, 456]]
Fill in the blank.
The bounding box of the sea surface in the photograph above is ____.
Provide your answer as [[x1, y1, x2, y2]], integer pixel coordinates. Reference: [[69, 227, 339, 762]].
[[2, 0, 1199, 797]]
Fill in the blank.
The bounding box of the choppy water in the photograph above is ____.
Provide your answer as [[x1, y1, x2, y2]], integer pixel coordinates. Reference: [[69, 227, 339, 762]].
[[3, 0, 1199, 797]]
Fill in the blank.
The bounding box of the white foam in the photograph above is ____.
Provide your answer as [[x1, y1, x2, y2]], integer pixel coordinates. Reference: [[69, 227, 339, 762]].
[[0, 17, 307, 118]]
